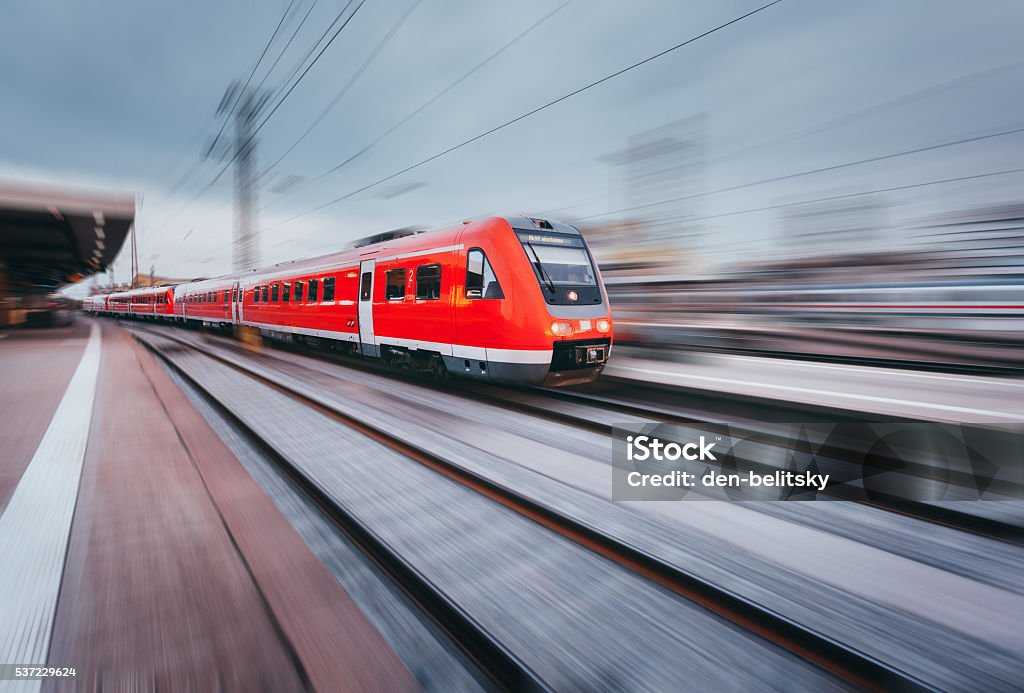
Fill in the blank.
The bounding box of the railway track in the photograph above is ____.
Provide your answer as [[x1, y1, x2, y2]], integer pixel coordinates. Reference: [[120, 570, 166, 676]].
[[128, 322, 929, 691], [452, 383, 1024, 546], [129, 318, 1024, 545], [170, 316, 1022, 544]]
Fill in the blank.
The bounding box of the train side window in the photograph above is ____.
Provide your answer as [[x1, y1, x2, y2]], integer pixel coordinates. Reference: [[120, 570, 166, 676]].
[[385, 268, 405, 300], [322, 276, 336, 302], [360, 273, 372, 301], [253, 287, 260, 303], [282, 282, 291, 302], [261, 286, 269, 302], [466, 249, 503, 299], [416, 264, 442, 300], [308, 278, 319, 302], [293, 280, 304, 302], [271, 283, 280, 302]]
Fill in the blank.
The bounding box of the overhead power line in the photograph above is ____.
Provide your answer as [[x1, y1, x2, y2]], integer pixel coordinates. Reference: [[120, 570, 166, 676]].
[[602, 166, 1024, 227], [254, 0, 323, 95], [261, 0, 425, 178], [151, 0, 367, 236], [716, 57, 1024, 166], [578, 123, 1024, 221], [268, 0, 784, 230], [206, 0, 368, 192], [261, 0, 576, 211], [208, 0, 300, 160], [260, 0, 359, 102]]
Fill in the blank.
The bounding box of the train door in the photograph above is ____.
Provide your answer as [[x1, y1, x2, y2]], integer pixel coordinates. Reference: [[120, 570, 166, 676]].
[[231, 281, 242, 324], [358, 259, 378, 357], [455, 245, 506, 380]]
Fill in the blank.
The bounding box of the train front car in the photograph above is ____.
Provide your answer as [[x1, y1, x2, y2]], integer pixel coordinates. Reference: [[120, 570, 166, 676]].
[[455, 216, 612, 387]]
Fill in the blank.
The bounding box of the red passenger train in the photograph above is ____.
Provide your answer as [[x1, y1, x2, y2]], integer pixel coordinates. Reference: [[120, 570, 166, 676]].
[[90, 216, 612, 386]]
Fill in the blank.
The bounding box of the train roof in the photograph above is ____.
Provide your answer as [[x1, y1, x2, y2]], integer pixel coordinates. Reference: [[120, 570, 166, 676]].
[[98, 215, 578, 297]]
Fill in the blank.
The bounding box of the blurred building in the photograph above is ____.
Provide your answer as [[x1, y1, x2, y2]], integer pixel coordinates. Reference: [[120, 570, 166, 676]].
[[778, 193, 888, 259], [908, 203, 1024, 279], [595, 117, 707, 274]]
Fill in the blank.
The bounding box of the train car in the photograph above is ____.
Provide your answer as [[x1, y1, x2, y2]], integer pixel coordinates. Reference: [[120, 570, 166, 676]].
[[91, 286, 174, 319], [175, 278, 234, 325], [90, 216, 612, 386], [105, 291, 131, 316], [128, 285, 175, 320], [168, 215, 612, 386]]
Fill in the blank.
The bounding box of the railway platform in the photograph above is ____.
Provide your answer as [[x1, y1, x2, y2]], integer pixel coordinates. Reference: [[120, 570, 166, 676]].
[[0, 319, 415, 691], [604, 347, 1024, 424]]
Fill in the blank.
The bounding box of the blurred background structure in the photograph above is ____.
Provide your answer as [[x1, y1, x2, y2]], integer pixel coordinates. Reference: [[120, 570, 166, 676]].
[[0, 181, 134, 326]]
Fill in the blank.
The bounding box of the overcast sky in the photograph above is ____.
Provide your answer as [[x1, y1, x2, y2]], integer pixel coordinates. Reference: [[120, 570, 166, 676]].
[[3, 0, 1023, 294]]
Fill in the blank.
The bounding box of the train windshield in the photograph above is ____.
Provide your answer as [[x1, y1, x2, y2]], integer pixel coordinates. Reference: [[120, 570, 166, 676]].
[[517, 232, 596, 285]]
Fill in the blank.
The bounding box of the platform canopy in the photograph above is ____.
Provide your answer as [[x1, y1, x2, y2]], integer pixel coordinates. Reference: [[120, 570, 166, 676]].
[[0, 180, 135, 293]]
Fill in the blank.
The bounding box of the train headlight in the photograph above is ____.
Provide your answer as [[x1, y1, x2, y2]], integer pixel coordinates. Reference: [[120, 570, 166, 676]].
[[596, 319, 611, 333], [567, 290, 579, 302], [551, 320, 574, 336]]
